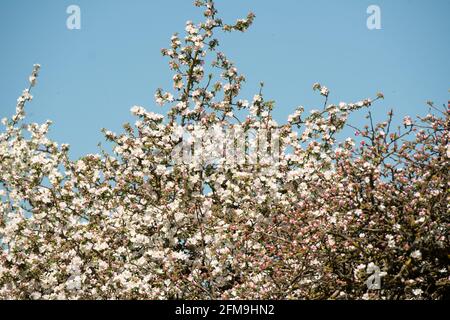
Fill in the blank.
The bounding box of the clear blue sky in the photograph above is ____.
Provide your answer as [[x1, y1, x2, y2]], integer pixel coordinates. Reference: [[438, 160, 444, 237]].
[[1, 0, 449, 159]]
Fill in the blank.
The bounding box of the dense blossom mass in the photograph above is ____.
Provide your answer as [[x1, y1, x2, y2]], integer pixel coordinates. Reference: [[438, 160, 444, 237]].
[[0, 0, 449, 300]]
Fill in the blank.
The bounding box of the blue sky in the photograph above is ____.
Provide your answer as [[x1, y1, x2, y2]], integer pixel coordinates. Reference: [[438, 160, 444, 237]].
[[0, 0, 449, 159]]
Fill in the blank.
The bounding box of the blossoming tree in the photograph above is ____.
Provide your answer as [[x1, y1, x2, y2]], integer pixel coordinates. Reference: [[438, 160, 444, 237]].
[[0, 0, 448, 300]]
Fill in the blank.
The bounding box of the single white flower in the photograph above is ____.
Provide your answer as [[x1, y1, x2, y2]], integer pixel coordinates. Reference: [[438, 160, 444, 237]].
[[320, 86, 329, 97], [412, 289, 423, 296], [411, 250, 422, 260], [155, 165, 166, 175]]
